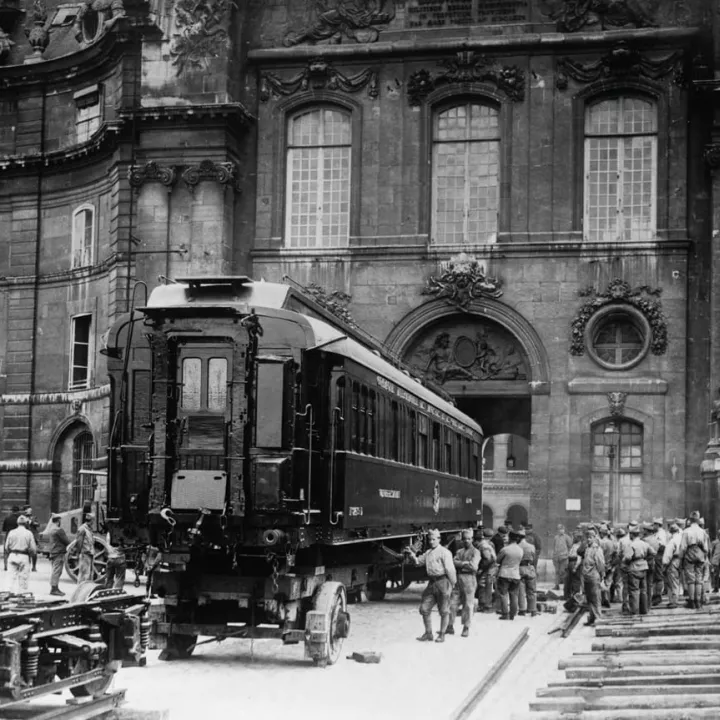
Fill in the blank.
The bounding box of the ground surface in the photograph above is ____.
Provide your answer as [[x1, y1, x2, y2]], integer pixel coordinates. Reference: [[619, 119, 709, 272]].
[[3, 558, 595, 720]]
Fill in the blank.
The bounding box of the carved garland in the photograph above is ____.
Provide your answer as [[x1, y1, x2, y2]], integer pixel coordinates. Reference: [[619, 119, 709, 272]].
[[128, 160, 240, 193], [170, 0, 233, 74], [260, 58, 378, 101], [542, 0, 657, 33], [570, 279, 668, 357], [422, 256, 503, 311], [408, 51, 525, 105], [301, 281, 357, 327], [556, 42, 684, 90]]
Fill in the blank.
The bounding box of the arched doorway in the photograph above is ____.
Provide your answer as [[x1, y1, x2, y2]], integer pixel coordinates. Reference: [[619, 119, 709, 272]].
[[51, 421, 95, 513], [482, 504, 494, 529], [506, 504, 528, 530]]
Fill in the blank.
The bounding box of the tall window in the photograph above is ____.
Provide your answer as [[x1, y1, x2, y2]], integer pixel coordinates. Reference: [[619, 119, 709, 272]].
[[591, 420, 643, 523], [584, 96, 657, 242], [286, 107, 351, 248], [70, 315, 92, 390], [432, 102, 500, 245], [75, 86, 102, 143], [72, 431, 95, 508], [72, 205, 94, 268]]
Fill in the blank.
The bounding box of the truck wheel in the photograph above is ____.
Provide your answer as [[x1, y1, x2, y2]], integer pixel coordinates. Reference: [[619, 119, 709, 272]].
[[306, 582, 349, 667], [65, 537, 109, 584]]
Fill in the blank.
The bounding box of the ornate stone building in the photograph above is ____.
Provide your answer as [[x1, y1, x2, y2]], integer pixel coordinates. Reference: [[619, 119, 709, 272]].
[[1, 0, 719, 551]]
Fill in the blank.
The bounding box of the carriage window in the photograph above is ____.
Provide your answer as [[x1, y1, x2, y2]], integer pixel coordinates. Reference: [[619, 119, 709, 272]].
[[368, 390, 376, 456], [432, 423, 441, 471], [390, 400, 399, 461], [360, 386, 368, 453], [207, 358, 228, 411], [351, 382, 360, 452], [444, 430, 453, 474], [473, 442, 480, 481], [409, 411, 417, 466], [256, 362, 285, 448], [418, 414, 428, 468], [334, 376, 346, 451], [181, 358, 202, 410]]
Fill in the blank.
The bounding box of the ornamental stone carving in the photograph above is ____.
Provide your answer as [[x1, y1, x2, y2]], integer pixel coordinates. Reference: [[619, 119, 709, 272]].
[[300, 281, 356, 327], [0, 28, 14, 62], [422, 254, 502, 311], [403, 320, 527, 386], [181, 160, 239, 193], [541, 0, 657, 33], [24, 0, 48, 63], [570, 279, 668, 357], [170, 0, 232, 74], [283, 0, 395, 47], [408, 51, 525, 105], [555, 42, 684, 90], [260, 58, 378, 101], [607, 391, 628, 417], [128, 162, 177, 190]]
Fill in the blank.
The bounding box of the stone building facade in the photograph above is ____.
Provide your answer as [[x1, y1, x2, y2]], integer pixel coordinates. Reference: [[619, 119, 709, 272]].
[[1, 0, 719, 551]]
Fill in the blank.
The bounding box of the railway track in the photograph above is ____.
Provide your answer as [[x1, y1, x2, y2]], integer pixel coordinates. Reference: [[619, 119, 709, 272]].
[[0, 690, 126, 720], [514, 596, 720, 719]]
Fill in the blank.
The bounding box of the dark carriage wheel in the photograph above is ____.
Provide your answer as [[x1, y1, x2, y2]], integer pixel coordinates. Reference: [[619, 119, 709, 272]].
[[158, 634, 198, 662], [366, 581, 387, 602], [68, 657, 121, 697], [64, 537, 110, 584], [308, 582, 349, 667]]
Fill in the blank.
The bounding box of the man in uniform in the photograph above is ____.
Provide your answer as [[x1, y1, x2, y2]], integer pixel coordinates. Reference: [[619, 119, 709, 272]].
[[105, 539, 128, 591], [598, 524, 616, 608], [496, 528, 523, 620], [5, 516, 36, 594], [491, 525, 508, 556], [566, 530, 585, 602], [2, 506, 20, 572], [406, 529, 457, 642], [581, 527, 606, 626], [552, 524, 572, 592], [522, 522, 541, 570], [22, 507, 40, 572], [679, 511, 709, 609], [663, 522, 683, 608], [651, 518, 667, 603], [517, 529, 538, 617], [642, 522, 660, 608], [75, 515, 96, 584], [623, 523, 651, 615], [46, 514, 70, 596], [449, 528, 481, 637], [476, 528, 497, 613], [710, 527, 720, 594]]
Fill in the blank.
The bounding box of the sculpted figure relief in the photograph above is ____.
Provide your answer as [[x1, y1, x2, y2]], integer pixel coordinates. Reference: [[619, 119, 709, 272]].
[[541, 0, 656, 32]]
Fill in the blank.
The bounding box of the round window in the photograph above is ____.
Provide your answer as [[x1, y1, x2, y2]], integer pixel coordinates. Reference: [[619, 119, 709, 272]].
[[585, 305, 651, 371]]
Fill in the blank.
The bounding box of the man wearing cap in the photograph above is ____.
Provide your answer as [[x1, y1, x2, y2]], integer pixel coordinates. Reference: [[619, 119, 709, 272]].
[[651, 519, 667, 603], [522, 522, 542, 570], [552, 524, 572, 592], [75, 515, 96, 584], [2, 506, 20, 572], [581, 528, 606, 625], [614, 527, 631, 611], [46, 514, 70, 596], [679, 511, 709, 609], [517, 529, 538, 617], [496, 529, 523, 620], [566, 530, 585, 602], [623, 523, 651, 615], [4, 516, 37, 594], [491, 526, 508, 556], [642, 522, 660, 609], [22, 507, 40, 572], [406, 529, 457, 642], [663, 522, 683, 608], [476, 528, 497, 613], [598, 525, 616, 608], [449, 529, 481, 637]]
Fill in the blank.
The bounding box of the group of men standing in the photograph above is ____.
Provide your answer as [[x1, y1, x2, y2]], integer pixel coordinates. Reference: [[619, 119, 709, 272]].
[[552, 510, 716, 625]]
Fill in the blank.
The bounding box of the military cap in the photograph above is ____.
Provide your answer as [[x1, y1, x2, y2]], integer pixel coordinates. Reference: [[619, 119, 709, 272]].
[[510, 528, 526, 539], [461, 528, 474, 538], [498, 526, 509, 535], [628, 523, 640, 534], [51, 513, 61, 520], [599, 524, 609, 534], [572, 531, 584, 542], [16, 515, 28, 525], [641, 522, 654, 532], [482, 528, 494, 538], [614, 527, 626, 537], [669, 523, 680, 532], [690, 510, 701, 521], [428, 529, 441, 539], [653, 517, 664, 525]]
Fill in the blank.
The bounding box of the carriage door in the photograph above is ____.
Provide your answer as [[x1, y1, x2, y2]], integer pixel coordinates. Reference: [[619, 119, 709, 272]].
[[171, 343, 232, 510]]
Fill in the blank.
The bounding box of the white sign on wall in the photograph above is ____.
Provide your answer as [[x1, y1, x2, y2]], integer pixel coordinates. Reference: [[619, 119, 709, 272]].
[[566, 498, 581, 512]]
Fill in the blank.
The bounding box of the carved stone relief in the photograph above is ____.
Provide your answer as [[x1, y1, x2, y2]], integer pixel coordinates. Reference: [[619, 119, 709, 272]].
[[283, 0, 395, 47], [128, 162, 177, 190], [422, 254, 503, 311], [300, 281, 356, 327], [24, 0, 49, 62], [607, 391, 628, 417], [403, 319, 528, 386], [181, 160, 239, 193], [556, 43, 684, 90], [260, 58, 378, 101], [169, 0, 232, 74], [408, 51, 525, 105], [540, 0, 657, 33]]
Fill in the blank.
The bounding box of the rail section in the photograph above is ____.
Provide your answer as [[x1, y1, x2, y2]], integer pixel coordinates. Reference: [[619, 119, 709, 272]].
[[514, 597, 720, 719]]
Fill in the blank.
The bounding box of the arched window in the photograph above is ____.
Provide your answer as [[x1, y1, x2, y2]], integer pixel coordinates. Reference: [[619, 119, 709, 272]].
[[432, 101, 500, 245], [584, 96, 657, 242], [72, 205, 95, 268], [285, 107, 351, 248], [72, 431, 95, 508], [591, 420, 643, 523]]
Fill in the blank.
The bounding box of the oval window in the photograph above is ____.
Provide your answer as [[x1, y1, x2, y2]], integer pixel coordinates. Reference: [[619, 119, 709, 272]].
[[585, 305, 651, 371]]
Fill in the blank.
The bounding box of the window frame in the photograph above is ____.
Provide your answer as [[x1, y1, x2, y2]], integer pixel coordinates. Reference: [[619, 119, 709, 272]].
[[273, 96, 363, 248], [74, 84, 103, 144], [72, 430, 95, 508], [71, 204, 95, 269], [419, 87, 512, 246], [584, 304, 651, 371], [69, 313, 92, 390]]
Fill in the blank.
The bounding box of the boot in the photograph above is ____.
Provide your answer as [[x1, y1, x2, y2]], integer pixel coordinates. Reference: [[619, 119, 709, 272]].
[[50, 588, 65, 596], [461, 627, 469, 638], [417, 615, 434, 641], [438, 612, 450, 639], [435, 633, 445, 643], [446, 625, 455, 635]]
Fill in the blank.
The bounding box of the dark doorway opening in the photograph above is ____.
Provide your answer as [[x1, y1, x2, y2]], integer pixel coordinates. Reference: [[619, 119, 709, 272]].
[[506, 504, 528, 530]]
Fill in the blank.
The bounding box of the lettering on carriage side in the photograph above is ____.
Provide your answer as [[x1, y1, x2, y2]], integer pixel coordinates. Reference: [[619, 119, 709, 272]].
[[379, 489, 401, 499], [349, 506, 364, 516]]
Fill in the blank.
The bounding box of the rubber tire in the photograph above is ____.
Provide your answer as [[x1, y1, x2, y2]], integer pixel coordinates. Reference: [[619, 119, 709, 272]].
[[308, 582, 347, 666], [65, 536, 110, 584]]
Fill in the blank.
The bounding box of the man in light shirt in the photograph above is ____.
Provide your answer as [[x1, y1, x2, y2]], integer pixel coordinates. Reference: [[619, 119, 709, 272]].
[[5, 515, 37, 594], [496, 528, 523, 620], [406, 528, 457, 643], [449, 528, 481, 637], [679, 510, 708, 610], [662, 522, 682, 608]]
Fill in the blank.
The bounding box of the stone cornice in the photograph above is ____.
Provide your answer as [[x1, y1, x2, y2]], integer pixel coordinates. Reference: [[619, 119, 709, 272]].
[[0, 384, 111, 406], [248, 27, 701, 64], [0, 251, 123, 288], [0, 460, 54, 472]]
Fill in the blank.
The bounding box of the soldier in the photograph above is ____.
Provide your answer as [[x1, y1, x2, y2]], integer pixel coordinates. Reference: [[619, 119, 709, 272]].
[[491, 525, 508, 556], [679, 511, 709, 610], [22, 507, 40, 572], [566, 530, 584, 602], [651, 518, 667, 603], [449, 529, 481, 637], [2, 506, 20, 572], [699, 518, 712, 605], [552, 524, 572, 592], [476, 527, 497, 613], [105, 539, 127, 591], [522, 522, 542, 569], [598, 524, 616, 608], [5, 516, 36, 594], [581, 527, 606, 626], [517, 529, 538, 617], [406, 529, 457, 643], [710, 528, 720, 593], [662, 522, 683, 608], [75, 515, 96, 584], [46, 514, 70, 596], [623, 524, 650, 615], [614, 526, 631, 612], [496, 529, 523, 620], [642, 522, 660, 609]]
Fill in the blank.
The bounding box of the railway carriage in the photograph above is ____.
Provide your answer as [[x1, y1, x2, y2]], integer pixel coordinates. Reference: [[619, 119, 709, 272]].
[[104, 276, 483, 665]]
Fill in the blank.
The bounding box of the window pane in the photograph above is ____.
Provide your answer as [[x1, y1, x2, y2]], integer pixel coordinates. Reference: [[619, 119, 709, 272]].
[[181, 358, 202, 410], [586, 99, 621, 135], [207, 358, 227, 412], [585, 138, 619, 242], [621, 136, 655, 241]]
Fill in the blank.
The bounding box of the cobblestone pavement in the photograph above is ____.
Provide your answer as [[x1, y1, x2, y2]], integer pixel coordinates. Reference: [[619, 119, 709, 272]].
[[4, 559, 592, 720]]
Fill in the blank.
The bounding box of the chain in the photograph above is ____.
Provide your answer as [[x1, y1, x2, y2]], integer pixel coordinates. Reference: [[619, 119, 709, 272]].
[[266, 551, 280, 595]]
